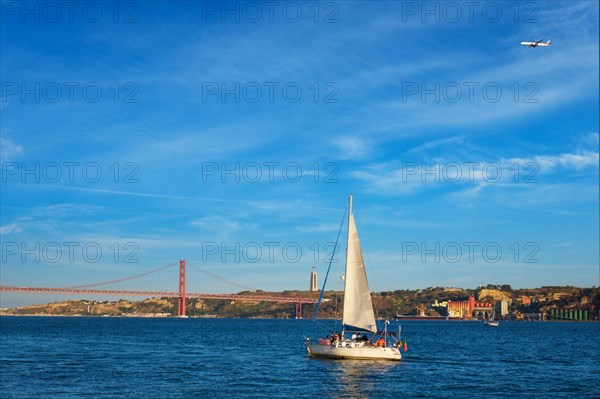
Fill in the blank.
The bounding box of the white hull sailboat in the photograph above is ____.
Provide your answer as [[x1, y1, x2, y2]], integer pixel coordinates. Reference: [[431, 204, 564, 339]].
[[307, 342, 401, 360], [307, 195, 402, 361], [484, 302, 499, 326]]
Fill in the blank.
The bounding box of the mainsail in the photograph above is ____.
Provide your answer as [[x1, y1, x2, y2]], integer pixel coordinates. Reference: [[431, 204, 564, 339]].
[[342, 195, 377, 333]]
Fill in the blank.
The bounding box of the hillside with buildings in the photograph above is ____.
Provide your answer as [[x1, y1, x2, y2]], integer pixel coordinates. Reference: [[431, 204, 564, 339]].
[[375, 285, 600, 321], [2, 285, 599, 320]]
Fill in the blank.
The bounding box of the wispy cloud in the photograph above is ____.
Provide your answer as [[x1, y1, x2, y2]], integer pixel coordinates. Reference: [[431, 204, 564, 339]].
[[0, 135, 23, 161], [353, 141, 599, 202], [506, 151, 599, 172], [190, 215, 255, 232], [330, 135, 373, 160], [295, 223, 340, 233], [556, 242, 573, 247], [447, 181, 599, 207], [408, 136, 467, 153], [578, 132, 600, 148], [0, 223, 23, 235], [33, 184, 256, 203]]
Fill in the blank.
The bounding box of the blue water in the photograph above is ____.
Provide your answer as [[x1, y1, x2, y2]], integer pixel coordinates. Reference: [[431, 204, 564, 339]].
[[1, 317, 599, 398]]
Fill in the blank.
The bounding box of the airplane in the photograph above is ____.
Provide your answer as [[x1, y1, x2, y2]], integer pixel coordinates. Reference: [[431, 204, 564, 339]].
[[521, 39, 551, 48]]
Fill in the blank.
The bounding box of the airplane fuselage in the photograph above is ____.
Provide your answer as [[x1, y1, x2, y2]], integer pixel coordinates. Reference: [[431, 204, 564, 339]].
[[520, 40, 551, 47]]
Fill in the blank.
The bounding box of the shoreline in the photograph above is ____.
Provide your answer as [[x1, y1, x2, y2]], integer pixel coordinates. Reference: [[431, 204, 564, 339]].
[[2, 314, 597, 322]]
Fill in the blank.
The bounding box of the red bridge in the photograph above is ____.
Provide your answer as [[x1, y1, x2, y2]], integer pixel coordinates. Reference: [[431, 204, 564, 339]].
[[0, 260, 318, 318]]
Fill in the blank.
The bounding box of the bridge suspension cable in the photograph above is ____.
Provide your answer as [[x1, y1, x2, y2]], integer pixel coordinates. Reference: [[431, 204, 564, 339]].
[[187, 262, 255, 292], [67, 262, 179, 289]]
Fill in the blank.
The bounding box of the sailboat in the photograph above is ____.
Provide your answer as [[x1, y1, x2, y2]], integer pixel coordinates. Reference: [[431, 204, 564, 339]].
[[484, 303, 499, 327], [307, 195, 402, 361]]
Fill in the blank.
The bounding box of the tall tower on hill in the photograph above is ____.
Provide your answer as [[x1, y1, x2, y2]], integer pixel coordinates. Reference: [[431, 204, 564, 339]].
[[309, 266, 318, 292]]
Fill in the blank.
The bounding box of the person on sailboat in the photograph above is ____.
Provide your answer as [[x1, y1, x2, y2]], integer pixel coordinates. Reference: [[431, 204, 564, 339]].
[[319, 335, 331, 346], [332, 333, 340, 345]]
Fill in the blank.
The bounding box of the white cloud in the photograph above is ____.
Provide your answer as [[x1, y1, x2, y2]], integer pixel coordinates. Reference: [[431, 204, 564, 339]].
[[330, 135, 373, 160], [353, 164, 422, 195], [353, 147, 599, 198], [0, 223, 23, 235], [190, 215, 254, 232], [556, 242, 573, 247], [408, 136, 467, 153], [0, 136, 23, 161], [506, 151, 599, 172], [581, 132, 599, 146]]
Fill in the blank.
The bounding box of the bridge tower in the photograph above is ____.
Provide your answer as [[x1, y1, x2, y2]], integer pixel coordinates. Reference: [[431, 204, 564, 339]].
[[177, 259, 186, 317], [295, 302, 303, 319]]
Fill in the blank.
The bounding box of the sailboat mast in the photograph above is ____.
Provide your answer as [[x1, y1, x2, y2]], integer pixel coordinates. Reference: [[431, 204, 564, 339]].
[[342, 194, 352, 337]]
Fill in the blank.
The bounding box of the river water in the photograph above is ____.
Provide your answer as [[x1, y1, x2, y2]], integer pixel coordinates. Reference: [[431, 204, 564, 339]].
[[1, 317, 598, 398]]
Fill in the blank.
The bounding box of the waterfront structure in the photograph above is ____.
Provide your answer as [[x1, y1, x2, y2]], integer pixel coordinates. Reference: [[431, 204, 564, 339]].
[[431, 300, 448, 307], [447, 296, 492, 319], [310, 267, 318, 292], [520, 312, 542, 321], [549, 308, 592, 321], [500, 300, 509, 317]]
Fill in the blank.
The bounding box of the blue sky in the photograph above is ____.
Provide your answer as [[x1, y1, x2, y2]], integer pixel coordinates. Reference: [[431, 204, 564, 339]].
[[1, 1, 598, 307]]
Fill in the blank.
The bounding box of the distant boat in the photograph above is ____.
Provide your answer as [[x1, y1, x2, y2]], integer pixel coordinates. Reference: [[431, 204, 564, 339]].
[[306, 195, 402, 361], [484, 303, 499, 327]]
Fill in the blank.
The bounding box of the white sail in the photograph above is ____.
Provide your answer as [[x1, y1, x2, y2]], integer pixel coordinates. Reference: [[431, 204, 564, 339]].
[[342, 196, 377, 333]]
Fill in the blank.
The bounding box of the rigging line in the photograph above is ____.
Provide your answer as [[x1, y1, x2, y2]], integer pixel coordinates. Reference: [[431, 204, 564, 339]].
[[313, 207, 347, 321], [67, 262, 179, 288], [312, 318, 330, 332], [187, 262, 255, 292]]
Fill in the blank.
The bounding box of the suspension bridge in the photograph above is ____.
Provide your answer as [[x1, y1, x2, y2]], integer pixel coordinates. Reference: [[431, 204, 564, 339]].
[[0, 260, 320, 318]]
